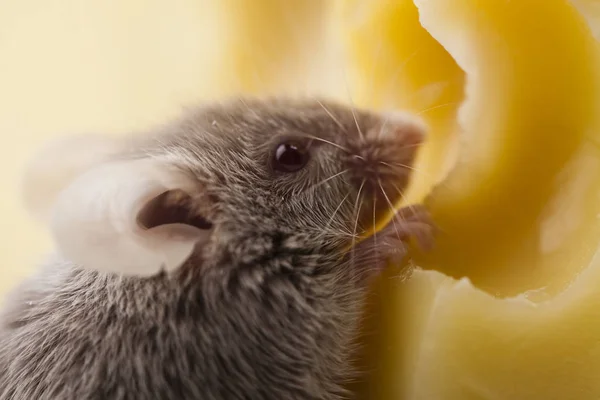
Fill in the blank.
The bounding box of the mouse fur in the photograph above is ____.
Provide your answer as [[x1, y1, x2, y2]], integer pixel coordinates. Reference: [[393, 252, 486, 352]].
[[0, 97, 433, 400]]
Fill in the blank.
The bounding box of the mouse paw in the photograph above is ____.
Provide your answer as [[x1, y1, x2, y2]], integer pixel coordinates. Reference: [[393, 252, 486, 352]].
[[389, 204, 436, 252], [352, 204, 436, 273]]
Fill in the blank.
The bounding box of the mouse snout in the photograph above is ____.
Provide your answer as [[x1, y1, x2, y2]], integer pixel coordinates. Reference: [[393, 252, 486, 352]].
[[343, 112, 427, 232], [345, 113, 426, 190]]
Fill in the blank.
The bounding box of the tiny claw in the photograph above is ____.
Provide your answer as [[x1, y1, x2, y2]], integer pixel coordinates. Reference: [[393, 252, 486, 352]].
[[352, 204, 436, 278], [392, 204, 437, 251]]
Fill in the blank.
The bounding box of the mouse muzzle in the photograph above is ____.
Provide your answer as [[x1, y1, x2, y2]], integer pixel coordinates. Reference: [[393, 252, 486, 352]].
[[343, 112, 427, 235]]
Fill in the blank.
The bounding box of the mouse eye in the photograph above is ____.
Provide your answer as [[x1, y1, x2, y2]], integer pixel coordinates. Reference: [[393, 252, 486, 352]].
[[273, 142, 309, 172]]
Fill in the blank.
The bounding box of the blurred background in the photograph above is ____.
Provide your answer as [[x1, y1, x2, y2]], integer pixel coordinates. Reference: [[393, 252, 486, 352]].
[[0, 0, 346, 296], [6, 2, 600, 399]]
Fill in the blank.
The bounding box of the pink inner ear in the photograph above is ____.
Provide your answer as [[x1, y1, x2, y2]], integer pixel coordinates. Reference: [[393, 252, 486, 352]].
[[137, 189, 213, 230], [49, 159, 213, 277]]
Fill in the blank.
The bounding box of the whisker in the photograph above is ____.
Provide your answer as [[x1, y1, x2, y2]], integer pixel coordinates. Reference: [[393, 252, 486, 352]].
[[353, 180, 366, 240], [238, 97, 261, 119], [304, 169, 350, 193], [341, 65, 366, 142], [316, 99, 347, 133], [374, 49, 421, 119], [390, 182, 415, 218], [378, 179, 402, 241], [350, 179, 366, 284], [295, 133, 350, 153], [415, 102, 461, 116], [372, 192, 378, 269], [378, 114, 392, 140], [323, 191, 352, 234], [351, 179, 366, 268], [379, 160, 417, 172], [399, 74, 465, 108], [382, 161, 460, 195], [388, 49, 420, 88], [372, 51, 459, 141], [396, 143, 425, 150], [318, 227, 356, 241], [350, 104, 365, 143]]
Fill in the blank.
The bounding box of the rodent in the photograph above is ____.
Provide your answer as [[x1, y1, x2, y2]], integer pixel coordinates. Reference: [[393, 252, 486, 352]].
[[0, 97, 434, 400]]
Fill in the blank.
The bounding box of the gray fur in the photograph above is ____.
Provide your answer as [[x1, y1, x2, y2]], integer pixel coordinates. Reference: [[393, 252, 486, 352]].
[[0, 97, 429, 399]]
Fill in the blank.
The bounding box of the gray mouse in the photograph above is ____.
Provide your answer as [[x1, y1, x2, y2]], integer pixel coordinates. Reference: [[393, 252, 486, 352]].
[[0, 97, 434, 400]]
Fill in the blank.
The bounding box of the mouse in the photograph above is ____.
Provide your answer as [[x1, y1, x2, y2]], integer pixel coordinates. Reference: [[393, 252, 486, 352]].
[[0, 96, 434, 400]]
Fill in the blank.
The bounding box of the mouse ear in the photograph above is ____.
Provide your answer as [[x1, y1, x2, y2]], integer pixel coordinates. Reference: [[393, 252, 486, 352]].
[[21, 134, 123, 222], [49, 159, 212, 276]]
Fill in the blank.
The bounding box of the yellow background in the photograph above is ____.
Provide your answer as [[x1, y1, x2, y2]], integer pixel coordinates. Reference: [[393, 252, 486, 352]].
[[6, 1, 600, 399], [1, 1, 209, 294], [0, 0, 345, 295]]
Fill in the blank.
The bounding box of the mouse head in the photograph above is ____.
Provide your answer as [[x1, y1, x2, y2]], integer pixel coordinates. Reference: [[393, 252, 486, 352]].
[[25, 97, 426, 276]]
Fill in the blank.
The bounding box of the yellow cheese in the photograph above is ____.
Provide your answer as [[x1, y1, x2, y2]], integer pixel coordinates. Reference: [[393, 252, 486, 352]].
[[415, 0, 600, 296], [341, 0, 600, 295], [337, 0, 465, 205], [340, 0, 600, 398], [4, 1, 600, 399], [403, 265, 600, 399]]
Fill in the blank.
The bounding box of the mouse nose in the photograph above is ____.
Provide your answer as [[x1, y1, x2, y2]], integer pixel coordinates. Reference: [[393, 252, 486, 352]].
[[344, 113, 427, 232], [346, 113, 427, 188]]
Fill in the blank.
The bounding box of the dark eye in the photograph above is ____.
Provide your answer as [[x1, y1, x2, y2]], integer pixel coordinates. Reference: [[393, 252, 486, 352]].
[[273, 142, 309, 172]]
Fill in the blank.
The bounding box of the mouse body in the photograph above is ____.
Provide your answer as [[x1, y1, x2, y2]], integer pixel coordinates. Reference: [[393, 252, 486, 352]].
[[0, 97, 433, 400]]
